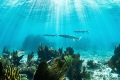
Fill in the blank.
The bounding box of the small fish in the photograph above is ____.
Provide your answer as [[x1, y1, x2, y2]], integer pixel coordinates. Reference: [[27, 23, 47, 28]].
[[43, 34, 57, 37], [74, 30, 89, 34], [59, 34, 82, 41]]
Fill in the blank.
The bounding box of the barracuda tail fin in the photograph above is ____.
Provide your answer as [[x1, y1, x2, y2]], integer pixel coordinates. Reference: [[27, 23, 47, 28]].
[[78, 37, 82, 41], [87, 30, 90, 34]]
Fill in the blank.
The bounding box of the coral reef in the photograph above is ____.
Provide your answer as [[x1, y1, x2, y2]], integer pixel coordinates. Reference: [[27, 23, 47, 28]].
[[0, 43, 92, 80], [20, 52, 36, 80], [4, 65, 21, 80], [34, 58, 67, 80], [66, 59, 89, 80], [0, 63, 21, 80], [37, 43, 60, 61], [64, 53, 90, 80], [108, 44, 120, 73], [1, 47, 24, 66]]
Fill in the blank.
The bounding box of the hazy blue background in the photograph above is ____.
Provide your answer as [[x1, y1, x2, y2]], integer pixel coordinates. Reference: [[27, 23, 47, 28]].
[[0, 0, 120, 52]]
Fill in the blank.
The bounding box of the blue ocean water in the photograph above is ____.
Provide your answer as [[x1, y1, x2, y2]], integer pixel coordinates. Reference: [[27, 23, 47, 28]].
[[0, 0, 120, 52]]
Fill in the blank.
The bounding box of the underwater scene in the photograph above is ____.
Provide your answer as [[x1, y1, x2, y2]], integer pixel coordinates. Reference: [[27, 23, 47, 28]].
[[0, 0, 120, 80]]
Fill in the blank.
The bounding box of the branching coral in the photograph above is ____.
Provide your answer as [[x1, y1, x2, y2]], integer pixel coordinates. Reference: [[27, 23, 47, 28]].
[[1, 47, 36, 80], [108, 55, 120, 73], [20, 52, 36, 80], [67, 59, 86, 80], [27, 52, 34, 62], [114, 44, 120, 55], [37, 43, 60, 61], [37, 43, 47, 61], [64, 53, 90, 80], [34, 58, 67, 80], [1, 47, 24, 67], [27, 52, 34, 66], [11, 51, 24, 66], [108, 44, 120, 73], [0, 64, 21, 80], [4, 65, 21, 80], [48, 58, 67, 80], [58, 48, 63, 55]]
